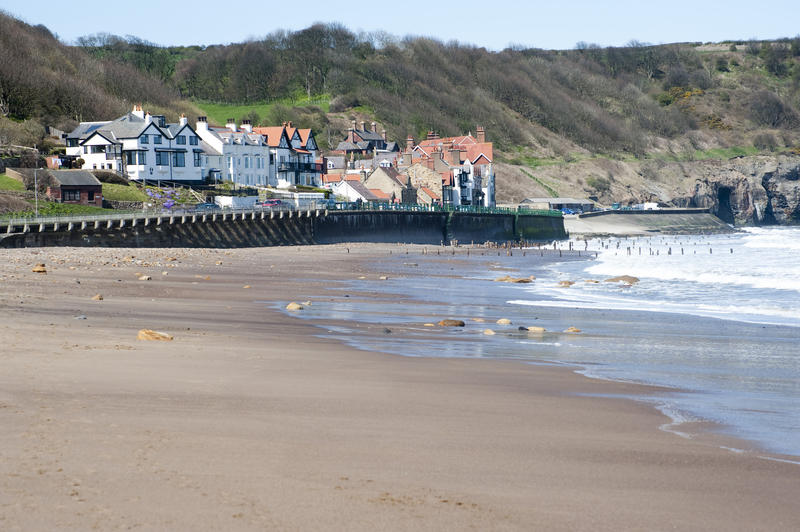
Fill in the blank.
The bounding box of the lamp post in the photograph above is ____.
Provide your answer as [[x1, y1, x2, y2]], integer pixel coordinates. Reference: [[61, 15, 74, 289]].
[[34, 168, 38, 216]]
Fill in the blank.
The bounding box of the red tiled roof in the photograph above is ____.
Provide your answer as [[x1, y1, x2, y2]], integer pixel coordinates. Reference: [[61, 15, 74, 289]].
[[322, 173, 343, 184], [298, 129, 312, 145], [369, 188, 390, 199], [252, 126, 286, 147], [344, 173, 361, 181], [295, 149, 310, 154], [466, 143, 493, 163], [441, 172, 454, 186], [420, 186, 440, 200]]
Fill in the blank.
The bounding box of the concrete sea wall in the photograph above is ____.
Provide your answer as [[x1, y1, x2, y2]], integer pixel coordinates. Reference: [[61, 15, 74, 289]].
[[0, 210, 566, 248]]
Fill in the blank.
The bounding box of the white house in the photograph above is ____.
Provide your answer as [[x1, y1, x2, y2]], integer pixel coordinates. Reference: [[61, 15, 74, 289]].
[[254, 122, 322, 188], [195, 118, 271, 187], [65, 106, 204, 185]]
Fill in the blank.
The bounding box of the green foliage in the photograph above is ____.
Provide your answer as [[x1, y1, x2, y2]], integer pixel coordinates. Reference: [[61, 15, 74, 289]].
[[7, 201, 111, 217], [92, 170, 128, 185], [0, 174, 25, 191], [101, 183, 148, 201], [194, 93, 330, 127], [586, 176, 611, 193], [715, 57, 729, 72]]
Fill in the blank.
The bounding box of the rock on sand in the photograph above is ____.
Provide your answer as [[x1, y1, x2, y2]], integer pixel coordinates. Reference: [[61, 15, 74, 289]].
[[526, 326, 546, 333], [286, 302, 304, 311], [604, 275, 640, 285], [496, 318, 512, 325], [31, 263, 47, 273], [137, 329, 173, 341], [91, 294, 103, 301], [438, 319, 465, 327], [557, 280, 575, 287], [564, 327, 582, 333], [483, 329, 496, 335]]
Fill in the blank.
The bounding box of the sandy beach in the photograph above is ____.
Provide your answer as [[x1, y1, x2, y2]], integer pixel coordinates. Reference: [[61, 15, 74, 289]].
[[1, 243, 798, 531]]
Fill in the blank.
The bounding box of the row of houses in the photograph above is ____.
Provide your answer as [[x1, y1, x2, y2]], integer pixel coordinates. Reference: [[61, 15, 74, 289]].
[[63, 106, 496, 207], [65, 106, 323, 188], [322, 127, 496, 208]]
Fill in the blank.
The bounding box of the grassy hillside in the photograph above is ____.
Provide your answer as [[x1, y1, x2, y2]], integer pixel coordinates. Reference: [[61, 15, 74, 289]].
[[3, 13, 800, 205], [0, 12, 194, 150]]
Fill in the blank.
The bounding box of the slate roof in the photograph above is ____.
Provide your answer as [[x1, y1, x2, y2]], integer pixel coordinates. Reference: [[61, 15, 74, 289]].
[[48, 170, 101, 186], [354, 129, 384, 142]]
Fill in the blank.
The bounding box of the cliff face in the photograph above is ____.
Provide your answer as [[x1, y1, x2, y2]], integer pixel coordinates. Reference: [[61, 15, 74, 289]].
[[674, 156, 800, 225], [501, 154, 800, 227]]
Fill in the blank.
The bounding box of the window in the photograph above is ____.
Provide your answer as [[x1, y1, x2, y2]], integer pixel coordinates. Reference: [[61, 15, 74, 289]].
[[83, 147, 88, 154], [244, 157, 250, 169], [125, 152, 136, 166], [90, 145, 105, 154], [172, 152, 185, 167], [141, 134, 149, 144], [193, 152, 201, 167], [138, 152, 147, 165], [156, 151, 169, 166], [189, 136, 198, 145], [88, 191, 95, 201], [153, 135, 162, 144], [176, 135, 186, 145], [67, 139, 78, 147], [63, 190, 80, 201]]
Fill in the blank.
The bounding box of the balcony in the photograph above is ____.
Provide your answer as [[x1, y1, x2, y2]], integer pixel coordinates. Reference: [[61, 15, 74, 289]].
[[278, 162, 323, 173]]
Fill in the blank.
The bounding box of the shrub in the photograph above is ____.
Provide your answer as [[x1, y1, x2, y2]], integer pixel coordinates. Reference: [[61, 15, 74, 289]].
[[753, 132, 778, 151], [92, 170, 128, 185], [715, 57, 729, 72], [749, 91, 797, 127]]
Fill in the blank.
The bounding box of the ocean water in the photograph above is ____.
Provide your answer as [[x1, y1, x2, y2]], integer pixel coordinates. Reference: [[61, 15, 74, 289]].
[[291, 227, 800, 458]]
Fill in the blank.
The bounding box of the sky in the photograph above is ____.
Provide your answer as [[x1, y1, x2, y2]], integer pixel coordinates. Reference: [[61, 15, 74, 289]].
[[3, 0, 799, 50]]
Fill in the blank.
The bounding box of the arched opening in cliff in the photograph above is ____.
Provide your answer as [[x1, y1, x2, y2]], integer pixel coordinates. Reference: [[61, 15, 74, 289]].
[[716, 187, 735, 224]]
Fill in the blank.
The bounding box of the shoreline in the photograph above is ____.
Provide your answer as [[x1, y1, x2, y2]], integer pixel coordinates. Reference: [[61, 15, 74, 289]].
[[1, 243, 798, 530], [289, 248, 800, 461]]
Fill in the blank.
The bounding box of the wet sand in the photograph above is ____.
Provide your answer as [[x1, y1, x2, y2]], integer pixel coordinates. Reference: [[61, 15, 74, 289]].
[[0, 244, 798, 531]]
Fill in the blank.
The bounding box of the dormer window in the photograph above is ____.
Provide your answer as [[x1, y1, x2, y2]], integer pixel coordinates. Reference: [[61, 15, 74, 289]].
[[153, 135, 162, 144], [176, 135, 186, 145], [141, 134, 149, 144]]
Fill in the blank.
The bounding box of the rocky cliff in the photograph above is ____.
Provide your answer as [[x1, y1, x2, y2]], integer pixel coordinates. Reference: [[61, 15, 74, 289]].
[[501, 154, 800, 227], [672, 156, 800, 225]]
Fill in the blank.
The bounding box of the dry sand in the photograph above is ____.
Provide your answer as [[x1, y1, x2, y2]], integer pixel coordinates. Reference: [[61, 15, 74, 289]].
[[0, 244, 798, 531]]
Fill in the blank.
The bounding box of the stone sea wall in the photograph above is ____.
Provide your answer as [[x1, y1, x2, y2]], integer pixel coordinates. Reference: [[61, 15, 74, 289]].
[[0, 211, 566, 248]]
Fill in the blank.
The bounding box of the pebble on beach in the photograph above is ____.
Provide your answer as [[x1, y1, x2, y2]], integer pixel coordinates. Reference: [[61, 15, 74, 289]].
[[138, 275, 152, 281], [91, 294, 103, 301], [557, 280, 575, 287], [527, 326, 546, 333], [438, 319, 465, 327], [564, 327, 582, 333], [137, 329, 173, 341], [496, 318, 512, 325], [31, 263, 47, 273], [483, 329, 496, 335], [286, 302, 304, 311]]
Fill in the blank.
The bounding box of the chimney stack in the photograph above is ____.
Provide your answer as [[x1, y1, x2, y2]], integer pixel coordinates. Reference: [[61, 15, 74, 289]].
[[382, 129, 387, 141], [476, 126, 486, 143], [132, 104, 145, 119], [196, 116, 208, 131], [406, 135, 414, 153], [241, 120, 252, 133], [359, 120, 366, 131], [145, 111, 152, 124], [179, 113, 188, 127], [371, 121, 377, 132], [226, 119, 236, 132]]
